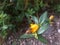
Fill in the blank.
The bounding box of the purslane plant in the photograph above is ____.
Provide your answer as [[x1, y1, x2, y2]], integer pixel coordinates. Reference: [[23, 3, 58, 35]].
[[20, 11, 54, 43]]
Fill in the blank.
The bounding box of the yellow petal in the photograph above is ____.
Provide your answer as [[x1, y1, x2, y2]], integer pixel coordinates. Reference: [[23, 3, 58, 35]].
[[49, 15, 54, 20], [30, 24, 34, 26], [30, 24, 39, 33]]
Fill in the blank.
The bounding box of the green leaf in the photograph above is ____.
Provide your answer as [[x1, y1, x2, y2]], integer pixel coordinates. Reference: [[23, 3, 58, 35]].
[[31, 16, 38, 24], [25, 8, 35, 16], [39, 11, 48, 24], [2, 25, 8, 30], [1, 30, 7, 39], [0, 12, 7, 18], [39, 0, 44, 8], [38, 34, 48, 44], [37, 23, 49, 34], [20, 34, 34, 38], [16, 14, 24, 22]]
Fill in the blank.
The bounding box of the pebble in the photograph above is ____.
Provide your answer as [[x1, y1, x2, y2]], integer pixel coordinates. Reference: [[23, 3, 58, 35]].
[[49, 37, 52, 39], [50, 40, 53, 43], [58, 29, 60, 33]]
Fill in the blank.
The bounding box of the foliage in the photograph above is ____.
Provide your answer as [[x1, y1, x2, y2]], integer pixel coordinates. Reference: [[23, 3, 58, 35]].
[[38, 34, 48, 44], [20, 11, 50, 43], [53, 4, 60, 12], [47, 0, 60, 12], [0, 12, 9, 38], [0, 0, 57, 44], [20, 34, 34, 38]]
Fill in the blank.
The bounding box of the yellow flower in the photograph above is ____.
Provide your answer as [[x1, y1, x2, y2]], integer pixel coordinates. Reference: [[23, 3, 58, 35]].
[[30, 24, 39, 33], [49, 15, 54, 20]]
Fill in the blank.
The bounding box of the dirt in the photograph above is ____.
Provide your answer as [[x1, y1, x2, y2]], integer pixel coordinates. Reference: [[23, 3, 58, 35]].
[[2, 13, 60, 45]]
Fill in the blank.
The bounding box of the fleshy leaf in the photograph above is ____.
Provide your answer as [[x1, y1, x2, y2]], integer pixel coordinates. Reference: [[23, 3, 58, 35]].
[[39, 11, 48, 24], [38, 34, 48, 44], [37, 23, 49, 34], [31, 16, 38, 24], [20, 34, 34, 38]]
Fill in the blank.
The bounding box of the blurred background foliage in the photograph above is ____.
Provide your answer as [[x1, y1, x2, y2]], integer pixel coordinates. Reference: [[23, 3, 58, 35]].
[[0, 0, 60, 40]]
